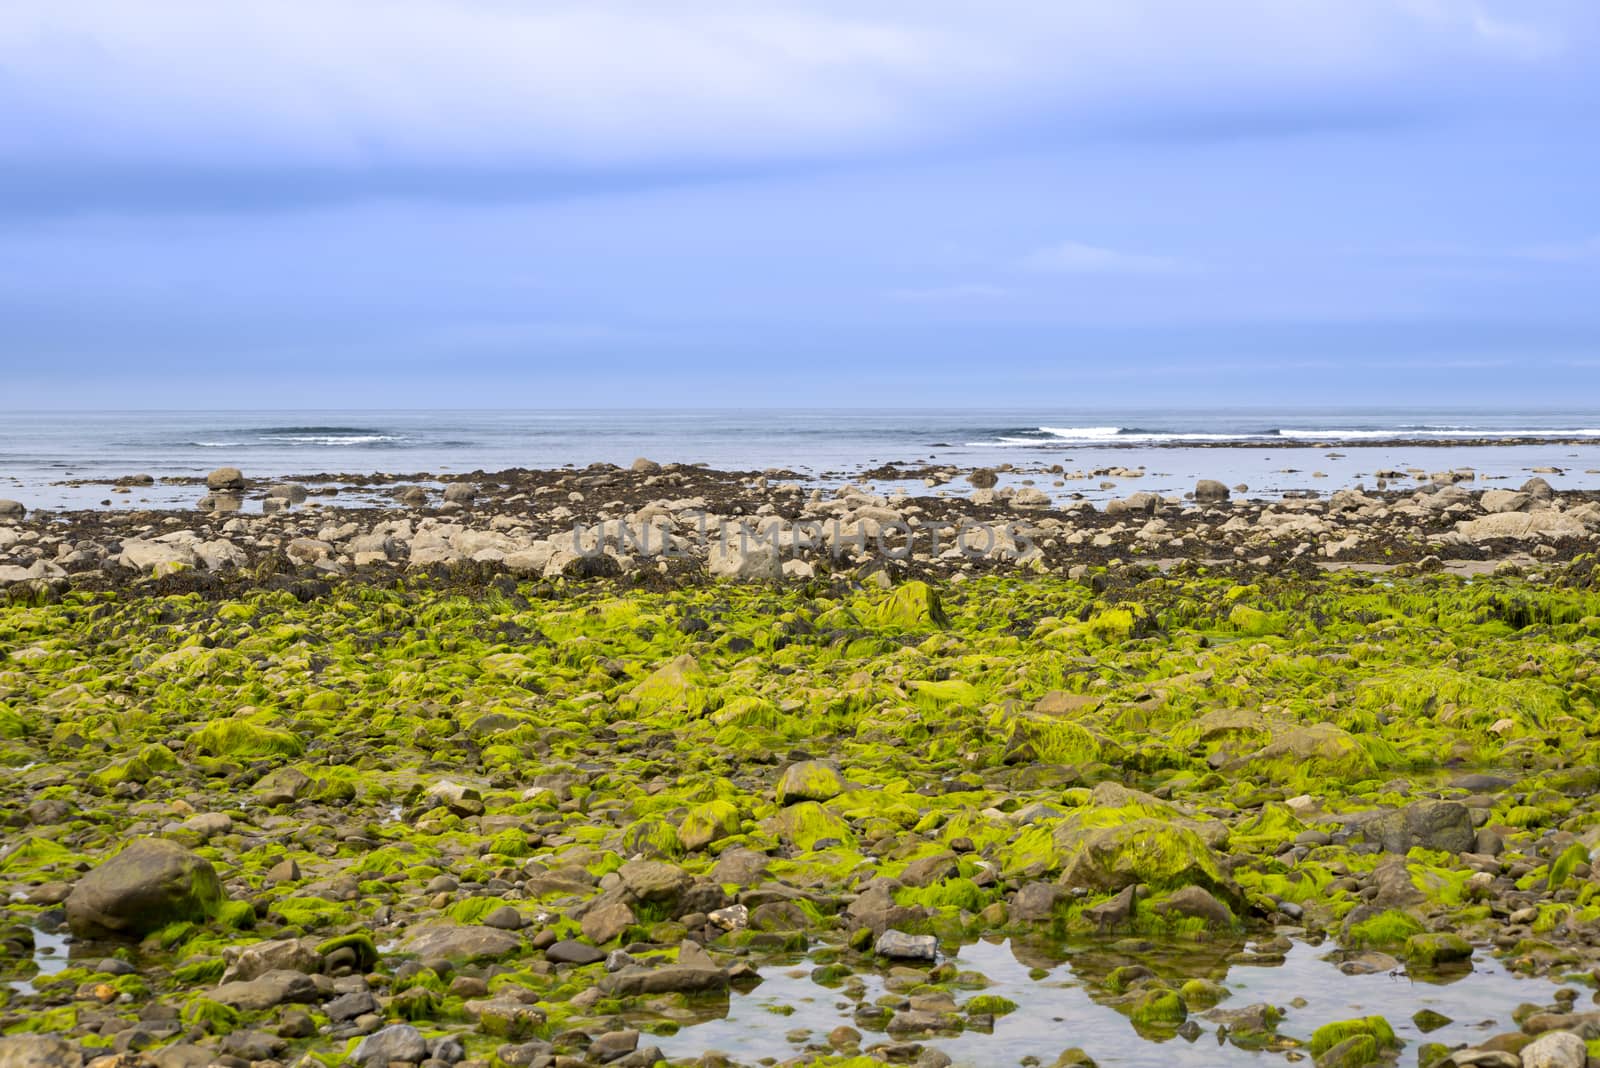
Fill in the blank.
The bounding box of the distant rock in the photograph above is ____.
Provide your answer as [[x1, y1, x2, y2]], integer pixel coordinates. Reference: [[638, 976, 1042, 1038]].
[[968, 468, 999, 489], [205, 466, 245, 490], [1194, 479, 1230, 502]]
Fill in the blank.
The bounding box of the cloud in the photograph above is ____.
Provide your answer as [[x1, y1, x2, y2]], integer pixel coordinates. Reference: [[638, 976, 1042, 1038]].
[[0, 0, 1586, 212], [1022, 241, 1186, 275]]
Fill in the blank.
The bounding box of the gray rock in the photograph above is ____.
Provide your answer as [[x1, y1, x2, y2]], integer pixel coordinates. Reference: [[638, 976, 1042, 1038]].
[[324, 989, 379, 1022], [264, 482, 309, 503], [442, 482, 478, 503], [1195, 479, 1230, 502], [1010, 881, 1063, 922], [1152, 885, 1234, 928], [65, 838, 224, 938], [0, 500, 25, 519], [545, 939, 606, 966], [590, 1030, 640, 1063], [875, 929, 938, 961], [352, 1024, 429, 1065]]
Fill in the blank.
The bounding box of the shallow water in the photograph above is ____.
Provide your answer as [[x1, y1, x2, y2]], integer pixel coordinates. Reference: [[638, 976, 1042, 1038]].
[[6, 926, 70, 997], [656, 935, 1575, 1067]]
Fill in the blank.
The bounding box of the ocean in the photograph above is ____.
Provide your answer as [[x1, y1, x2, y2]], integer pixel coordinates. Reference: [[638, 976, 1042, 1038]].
[[3, 408, 1599, 510]]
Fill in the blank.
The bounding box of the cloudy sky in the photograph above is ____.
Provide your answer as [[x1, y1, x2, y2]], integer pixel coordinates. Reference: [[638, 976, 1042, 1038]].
[[3, 0, 1598, 407]]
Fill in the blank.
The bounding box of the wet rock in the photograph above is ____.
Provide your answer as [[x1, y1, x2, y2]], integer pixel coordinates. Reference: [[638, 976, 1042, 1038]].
[[875, 929, 938, 961], [324, 989, 379, 1022], [464, 997, 546, 1038], [65, 838, 224, 938], [1083, 884, 1139, 930], [0, 500, 26, 520], [1195, 479, 1230, 502], [219, 938, 320, 982]]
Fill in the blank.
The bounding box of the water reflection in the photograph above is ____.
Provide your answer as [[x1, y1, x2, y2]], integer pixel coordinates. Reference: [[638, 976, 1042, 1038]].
[[653, 932, 1574, 1067]]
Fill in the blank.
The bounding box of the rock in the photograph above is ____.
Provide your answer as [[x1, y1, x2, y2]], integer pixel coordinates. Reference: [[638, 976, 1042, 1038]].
[[482, 905, 526, 930], [1194, 479, 1230, 502], [219, 938, 320, 982], [545, 940, 606, 966], [264, 482, 308, 503], [442, 482, 478, 503], [351, 1024, 428, 1066], [631, 458, 661, 474], [65, 838, 224, 938], [1011, 881, 1063, 922], [875, 929, 938, 961], [600, 941, 728, 996], [115, 539, 198, 572], [590, 1030, 640, 1062], [1364, 800, 1475, 855], [398, 923, 523, 961], [464, 997, 546, 1038], [775, 760, 845, 804], [0, 500, 25, 520], [1152, 885, 1234, 929], [1521, 1031, 1587, 1068], [205, 467, 245, 490], [1012, 488, 1051, 508], [1480, 490, 1531, 513], [1082, 884, 1138, 930], [1522, 476, 1555, 499], [581, 901, 636, 945], [617, 859, 690, 903], [0, 1036, 83, 1068], [708, 537, 782, 581], [324, 989, 379, 1021], [1456, 510, 1587, 542], [969, 468, 999, 489], [1404, 932, 1473, 967], [211, 969, 320, 1010]]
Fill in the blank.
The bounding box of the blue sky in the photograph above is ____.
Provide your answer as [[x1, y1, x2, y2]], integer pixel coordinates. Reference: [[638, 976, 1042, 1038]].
[[3, 0, 1599, 407]]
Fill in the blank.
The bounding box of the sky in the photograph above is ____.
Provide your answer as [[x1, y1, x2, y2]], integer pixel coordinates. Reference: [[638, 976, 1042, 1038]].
[[2, 0, 1599, 408]]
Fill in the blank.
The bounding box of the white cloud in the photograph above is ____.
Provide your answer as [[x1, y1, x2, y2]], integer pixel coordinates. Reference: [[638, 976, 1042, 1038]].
[[0, 0, 1576, 173], [1022, 241, 1185, 275]]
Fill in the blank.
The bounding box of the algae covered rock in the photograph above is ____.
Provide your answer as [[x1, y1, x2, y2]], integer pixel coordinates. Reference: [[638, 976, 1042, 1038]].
[[868, 580, 948, 629], [627, 653, 712, 718], [775, 759, 846, 804], [1308, 1015, 1398, 1067], [65, 837, 225, 938], [1404, 932, 1473, 967]]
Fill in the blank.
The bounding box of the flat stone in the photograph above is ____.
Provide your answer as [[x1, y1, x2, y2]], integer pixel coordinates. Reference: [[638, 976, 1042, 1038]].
[[875, 929, 938, 961]]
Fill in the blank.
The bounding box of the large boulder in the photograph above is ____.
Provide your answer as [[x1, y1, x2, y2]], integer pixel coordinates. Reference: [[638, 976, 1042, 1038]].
[[398, 923, 523, 962], [205, 467, 245, 490], [65, 839, 224, 938], [0, 500, 25, 520], [1194, 479, 1231, 502], [1456, 510, 1587, 542]]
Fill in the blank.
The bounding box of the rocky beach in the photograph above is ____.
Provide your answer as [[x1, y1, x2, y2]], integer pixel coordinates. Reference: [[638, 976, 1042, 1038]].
[[4, 459, 1600, 1068]]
